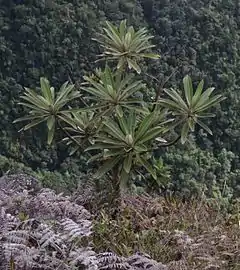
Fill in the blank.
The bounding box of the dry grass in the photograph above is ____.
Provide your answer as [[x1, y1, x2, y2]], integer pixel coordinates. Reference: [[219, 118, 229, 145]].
[[93, 195, 240, 269]]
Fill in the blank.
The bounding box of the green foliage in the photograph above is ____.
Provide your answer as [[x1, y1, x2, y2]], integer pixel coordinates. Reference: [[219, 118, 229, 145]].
[[15, 20, 224, 197], [81, 67, 146, 116], [14, 78, 80, 144], [86, 110, 171, 187], [0, 0, 238, 200], [95, 20, 159, 73], [159, 75, 226, 143]]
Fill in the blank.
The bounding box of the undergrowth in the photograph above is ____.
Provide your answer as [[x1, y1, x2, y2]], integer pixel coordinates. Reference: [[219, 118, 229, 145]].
[[0, 174, 239, 269], [93, 195, 240, 269]]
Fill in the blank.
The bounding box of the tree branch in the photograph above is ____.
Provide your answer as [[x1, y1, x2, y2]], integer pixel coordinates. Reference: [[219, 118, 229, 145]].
[[152, 68, 178, 109], [57, 119, 83, 149]]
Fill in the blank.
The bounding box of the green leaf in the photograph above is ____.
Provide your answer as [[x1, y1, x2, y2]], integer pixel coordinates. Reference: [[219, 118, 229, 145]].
[[94, 156, 121, 178], [135, 112, 155, 142], [157, 98, 185, 111], [103, 119, 126, 141], [47, 115, 55, 131], [195, 95, 226, 112], [127, 58, 141, 74], [87, 153, 103, 163], [123, 152, 133, 173], [124, 32, 132, 48], [40, 77, 53, 102], [194, 87, 215, 109], [138, 53, 160, 59], [117, 57, 126, 70], [105, 21, 122, 47], [181, 122, 190, 144], [192, 80, 204, 107], [196, 119, 213, 135], [139, 126, 165, 144], [116, 105, 123, 117], [13, 114, 46, 123], [188, 117, 195, 132], [183, 75, 193, 107], [118, 115, 129, 134], [119, 20, 127, 39], [47, 127, 55, 145], [86, 143, 124, 151], [21, 117, 48, 131], [120, 169, 129, 190], [163, 88, 189, 111], [136, 154, 157, 180]]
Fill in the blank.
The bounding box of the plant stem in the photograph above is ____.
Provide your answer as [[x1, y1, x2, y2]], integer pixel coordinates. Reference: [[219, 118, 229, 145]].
[[57, 120, 84, 149]]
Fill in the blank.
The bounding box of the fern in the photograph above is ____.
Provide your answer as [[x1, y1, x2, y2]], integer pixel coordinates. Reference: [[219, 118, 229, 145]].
[[0, 174, 95, 269], [0, 173, 172, 270], [127, 253, 167, 270], [62, 218, 92, 241], [98, 252, 132, 270], [69, 248, 98, 269]]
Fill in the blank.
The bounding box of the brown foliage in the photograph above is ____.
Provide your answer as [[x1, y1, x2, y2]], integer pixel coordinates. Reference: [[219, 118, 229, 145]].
[[93, 195, 240, 270]]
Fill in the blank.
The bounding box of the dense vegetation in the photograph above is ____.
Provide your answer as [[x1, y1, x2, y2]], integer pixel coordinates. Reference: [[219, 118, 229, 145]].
[[0, 1, 239, 268], [0, 174, 239, 269], [0, 0, 239, 201]]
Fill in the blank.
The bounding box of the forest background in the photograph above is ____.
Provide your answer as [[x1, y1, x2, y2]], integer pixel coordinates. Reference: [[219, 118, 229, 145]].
[[0, 0, 240, 203]]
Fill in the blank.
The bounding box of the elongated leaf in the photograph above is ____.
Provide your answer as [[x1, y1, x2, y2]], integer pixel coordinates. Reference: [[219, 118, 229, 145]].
[[47, 127, 55, 145], [120, 168, 129, 190], [17, 102, 48, 113], [181, 122, 189, 144], [192, 80, 204, 108], [47, 115, 55, 131], [163, 88, 189, 111], [116, 105, 123, 117], [135, 112, 155, 142], [13, 114, 46, 123], [195, 95, 226, 112], [118, 115, 129, 134], [103, 119, 126, 141], [87, 153, 104, 163], [95, 135, 124, 145], [124, 32, 132, 48], [105, 21, 123, 45], [197, 113, 215, 118], [117, 57, 126, 70], [137, 154, 157, 180], [69, 145, 80, 156], [123, 152, 133, 173], [120, 80, 144, 99], [158, 98, 186, 111], [21, 94, 48, 110], [183, 75, 193, 106], [94, 156, 121, 178], [21, 117, 48, 131], [139, 126, 165, 144], [122, 104, 149, 114], [138, 53, 160, 59], [188, 117, 195, 132], [119, 20, 127, 39], [128, 110, 136, 135], [40, 77, 53, 103], [103, 149, 126, 159], [194, 87, 215, 109], [127, 58, 141, 74], [196, 119, 213, 135]]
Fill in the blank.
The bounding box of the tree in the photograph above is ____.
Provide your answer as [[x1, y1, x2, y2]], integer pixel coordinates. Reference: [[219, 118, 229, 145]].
[[14, 20, 225, 199]]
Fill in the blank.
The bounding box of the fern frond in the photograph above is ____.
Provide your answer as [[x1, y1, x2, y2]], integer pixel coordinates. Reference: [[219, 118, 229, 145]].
[[62, 218, 92, 241]]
